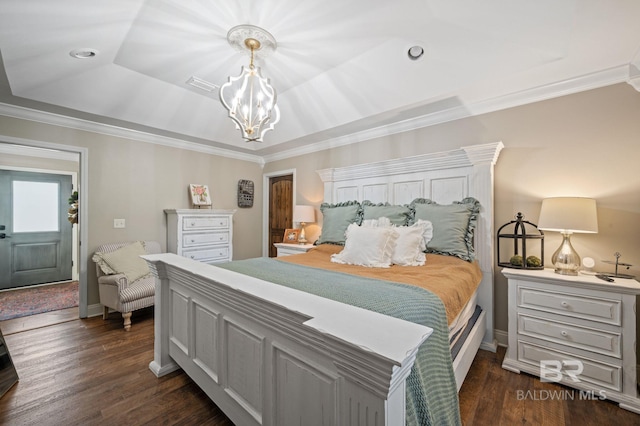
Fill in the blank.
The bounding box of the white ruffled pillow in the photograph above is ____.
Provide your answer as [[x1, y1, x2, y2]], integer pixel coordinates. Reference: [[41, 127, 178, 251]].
[[393, 221, 433, 266], [331, 223, 399, 268], [358, 218, 433, 266], [362, 217, 392, 228]]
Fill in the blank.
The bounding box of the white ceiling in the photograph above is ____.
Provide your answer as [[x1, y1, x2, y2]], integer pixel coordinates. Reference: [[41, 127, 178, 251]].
[[1, 0, 639, 161]]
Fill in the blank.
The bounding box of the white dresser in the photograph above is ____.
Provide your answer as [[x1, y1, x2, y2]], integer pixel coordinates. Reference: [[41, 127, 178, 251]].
[[165, 209, 236, 264], [502, 268, 640, 413]]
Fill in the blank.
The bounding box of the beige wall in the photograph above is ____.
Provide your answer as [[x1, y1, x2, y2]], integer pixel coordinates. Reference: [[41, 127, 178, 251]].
[[1, 83, 639, 335], [0, 152, 79, 173], [264, 83, 640, 335], [0, 117, 264, 306]]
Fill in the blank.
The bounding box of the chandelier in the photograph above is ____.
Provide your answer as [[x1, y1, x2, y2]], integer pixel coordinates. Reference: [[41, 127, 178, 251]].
[[219, 25, 280, 142]]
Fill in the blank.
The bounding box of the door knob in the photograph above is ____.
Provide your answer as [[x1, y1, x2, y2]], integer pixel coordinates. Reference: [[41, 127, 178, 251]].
[[0, 233, 10, 239]]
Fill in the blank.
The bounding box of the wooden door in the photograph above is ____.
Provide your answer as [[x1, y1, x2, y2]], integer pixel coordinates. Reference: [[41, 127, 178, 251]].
[[0, 170, 73, 289], [268, 175, 293, 257]]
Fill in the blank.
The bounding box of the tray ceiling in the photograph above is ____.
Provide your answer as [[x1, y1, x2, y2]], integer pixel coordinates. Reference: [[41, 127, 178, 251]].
[[1, 0, 639, 160]]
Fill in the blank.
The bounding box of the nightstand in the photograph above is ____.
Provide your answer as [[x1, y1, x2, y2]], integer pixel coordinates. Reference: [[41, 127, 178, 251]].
[[273, 243, 315, 257], [502, 268, 640, 413]]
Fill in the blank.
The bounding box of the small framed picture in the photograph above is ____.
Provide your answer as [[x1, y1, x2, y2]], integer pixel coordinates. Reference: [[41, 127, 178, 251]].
[[189, 184, 212, 206], [283, 228, 300, 243]]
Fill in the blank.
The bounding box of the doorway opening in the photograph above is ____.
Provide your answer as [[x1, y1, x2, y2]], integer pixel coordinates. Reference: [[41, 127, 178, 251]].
[[0, 168, 78, 320], [0, 139, 88, 319]]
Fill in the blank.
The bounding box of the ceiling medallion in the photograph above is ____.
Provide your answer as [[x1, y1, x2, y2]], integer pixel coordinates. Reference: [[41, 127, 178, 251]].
[[219, 25, 280, 142]]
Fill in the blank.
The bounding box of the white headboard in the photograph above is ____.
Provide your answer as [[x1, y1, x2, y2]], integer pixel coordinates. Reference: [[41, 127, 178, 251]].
[[316, 141, 504, 351]]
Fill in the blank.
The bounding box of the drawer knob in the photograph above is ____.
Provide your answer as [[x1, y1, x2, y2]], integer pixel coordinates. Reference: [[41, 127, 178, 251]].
[[561, 301, 569, 307], [191, 222, 196, 226], [191, 239, 195, 242], [190, 255, 195, 259], [561, 330, 568, 337]]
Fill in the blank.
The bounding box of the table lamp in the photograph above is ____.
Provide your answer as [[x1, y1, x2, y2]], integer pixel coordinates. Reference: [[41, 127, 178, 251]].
[[293, 205, 315, 244], [537, 197, 598, 275]]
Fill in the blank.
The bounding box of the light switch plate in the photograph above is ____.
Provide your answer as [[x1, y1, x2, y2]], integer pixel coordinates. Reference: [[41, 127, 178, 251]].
[[113, 218, 126, 228]]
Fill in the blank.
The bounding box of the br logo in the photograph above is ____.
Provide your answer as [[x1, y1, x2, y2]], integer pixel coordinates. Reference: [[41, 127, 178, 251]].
[[540, 360, 583, 383]]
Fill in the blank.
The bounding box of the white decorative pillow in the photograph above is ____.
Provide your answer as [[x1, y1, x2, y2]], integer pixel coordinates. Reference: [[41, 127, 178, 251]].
[[358, 217, 433, 266], [361, 217, 392, 228], [92, 241, 150, 282], [415, 219, 434, 251], [392, 221, 433, 266], [331, 223, 398, 268]]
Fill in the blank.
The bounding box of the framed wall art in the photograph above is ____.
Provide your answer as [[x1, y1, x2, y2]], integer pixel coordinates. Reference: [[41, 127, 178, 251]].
[[189, 184, 211, 208]]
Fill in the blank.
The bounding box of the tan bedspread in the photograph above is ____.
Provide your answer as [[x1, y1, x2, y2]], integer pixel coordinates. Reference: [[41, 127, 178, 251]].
[[279, 244, 482, 325]]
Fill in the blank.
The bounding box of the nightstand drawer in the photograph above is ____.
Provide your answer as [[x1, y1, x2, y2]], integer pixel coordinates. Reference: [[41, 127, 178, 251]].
[[183, 247, 229, 262], [182, 232, 229, 247], [518, 286, 621, 326], [182, 216, 230, 230], [518, 341, 622, 392], [518, 314, 621, 358]]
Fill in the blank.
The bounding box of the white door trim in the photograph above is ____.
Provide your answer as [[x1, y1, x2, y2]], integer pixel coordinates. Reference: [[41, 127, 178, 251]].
[[0, 136, 89, 318]]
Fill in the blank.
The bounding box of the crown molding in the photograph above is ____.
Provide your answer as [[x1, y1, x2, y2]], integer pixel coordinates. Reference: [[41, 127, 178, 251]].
[[0, 65, 629, 165], [261, 65, 629, 163], [0, 103, 264, 165]]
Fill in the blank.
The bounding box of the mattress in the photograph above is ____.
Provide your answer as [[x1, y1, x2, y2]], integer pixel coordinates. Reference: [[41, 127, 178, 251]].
[[449, 289, 478, 343]]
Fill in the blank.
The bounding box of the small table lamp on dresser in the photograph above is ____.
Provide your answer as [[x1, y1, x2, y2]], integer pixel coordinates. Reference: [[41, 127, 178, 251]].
[[293, 205, 315, 244], [537, 197, 598, 275]]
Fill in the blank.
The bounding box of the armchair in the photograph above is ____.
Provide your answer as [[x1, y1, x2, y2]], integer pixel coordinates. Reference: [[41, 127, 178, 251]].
[[92, 241, 161, 331]]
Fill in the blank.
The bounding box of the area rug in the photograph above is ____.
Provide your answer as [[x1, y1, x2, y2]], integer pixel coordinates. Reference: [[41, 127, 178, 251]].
[[0, 281, 79, 321]]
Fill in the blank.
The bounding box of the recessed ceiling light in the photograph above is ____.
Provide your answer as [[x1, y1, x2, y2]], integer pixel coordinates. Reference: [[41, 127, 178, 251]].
[[69, 48, 99, 59], [407, 45, 424, 61]]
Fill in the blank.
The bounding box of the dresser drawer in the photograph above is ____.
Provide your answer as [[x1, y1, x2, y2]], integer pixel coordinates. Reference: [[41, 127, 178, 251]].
[[518, 341, 621, 392], [518, 286, 621, 326], [182, 216, 230, 230], [518, 314, 621, 358], [182, 247, 229, 262], [182, 232, 229, 247]]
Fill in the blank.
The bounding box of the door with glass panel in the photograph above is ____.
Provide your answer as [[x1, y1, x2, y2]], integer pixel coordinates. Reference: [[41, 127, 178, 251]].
[[0, 170, 73, 290]]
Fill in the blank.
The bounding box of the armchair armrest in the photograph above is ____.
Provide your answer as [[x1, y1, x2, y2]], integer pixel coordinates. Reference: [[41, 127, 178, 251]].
[[98, 273, 129, 294]]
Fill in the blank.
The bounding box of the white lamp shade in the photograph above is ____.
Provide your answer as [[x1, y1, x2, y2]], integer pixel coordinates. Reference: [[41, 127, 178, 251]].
[[537, 197, 598, 233], [293, 205, 315, 224]]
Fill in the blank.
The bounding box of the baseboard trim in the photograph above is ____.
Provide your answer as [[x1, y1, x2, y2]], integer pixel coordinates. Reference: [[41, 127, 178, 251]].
[[494, 329, 508, 348], [86, 303, 104, 318]]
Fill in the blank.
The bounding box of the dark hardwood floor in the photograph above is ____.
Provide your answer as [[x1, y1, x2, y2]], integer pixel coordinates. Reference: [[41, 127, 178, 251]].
[[1, 309, 638, 425]]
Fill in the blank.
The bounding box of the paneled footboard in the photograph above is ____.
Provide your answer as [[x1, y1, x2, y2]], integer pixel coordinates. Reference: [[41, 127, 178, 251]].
[[144, 253, 432, 426]]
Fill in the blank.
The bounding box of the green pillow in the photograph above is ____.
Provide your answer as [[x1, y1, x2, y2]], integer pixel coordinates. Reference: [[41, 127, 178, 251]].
[[361, 201, 410, 226], [409, 197, 480, 261], [94, 241, 150, 282], [316, 201, 362, 245]]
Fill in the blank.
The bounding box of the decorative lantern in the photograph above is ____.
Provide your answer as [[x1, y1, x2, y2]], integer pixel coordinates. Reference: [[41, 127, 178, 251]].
[[497, 212, 544, 270]]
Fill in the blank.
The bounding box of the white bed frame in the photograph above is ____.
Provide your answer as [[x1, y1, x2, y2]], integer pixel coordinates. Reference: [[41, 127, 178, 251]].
[[145, 141, 503, 426]]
